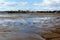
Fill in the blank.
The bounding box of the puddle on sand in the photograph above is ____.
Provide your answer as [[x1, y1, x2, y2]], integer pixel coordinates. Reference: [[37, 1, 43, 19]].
[[0, 15, 60, 40]]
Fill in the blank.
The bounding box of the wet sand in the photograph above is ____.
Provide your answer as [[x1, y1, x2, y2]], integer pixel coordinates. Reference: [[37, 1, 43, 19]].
[[38, 25, 60, 40], [0, 25, 60, 40], [0, 13, 60, 40]]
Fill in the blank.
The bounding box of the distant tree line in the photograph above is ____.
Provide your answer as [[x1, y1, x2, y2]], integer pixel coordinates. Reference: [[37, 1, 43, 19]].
[[5, 10, 33, 13], [0, 10, 60, 13], [36, 11, 60, 13]]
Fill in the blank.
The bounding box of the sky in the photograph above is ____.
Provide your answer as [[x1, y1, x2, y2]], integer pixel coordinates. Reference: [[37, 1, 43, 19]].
[[0, 0, 60, 11]]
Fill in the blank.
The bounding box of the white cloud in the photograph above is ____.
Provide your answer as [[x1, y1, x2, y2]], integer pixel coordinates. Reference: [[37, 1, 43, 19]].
[[0, 0, 60, 11], [0, 0, 28, 11], [34, 0, 60, 6], [34, 0, 60, 11], [0, 0, 28, 6], [3, 2, 28, 6], [0, 0, 4, 2]]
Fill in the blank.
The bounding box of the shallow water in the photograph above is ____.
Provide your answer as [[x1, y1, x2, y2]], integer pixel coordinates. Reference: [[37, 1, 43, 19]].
[[0, 14, 60, 40]]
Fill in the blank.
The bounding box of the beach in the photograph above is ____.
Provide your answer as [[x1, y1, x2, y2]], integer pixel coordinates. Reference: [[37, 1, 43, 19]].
[[0, 13, 60, 40]]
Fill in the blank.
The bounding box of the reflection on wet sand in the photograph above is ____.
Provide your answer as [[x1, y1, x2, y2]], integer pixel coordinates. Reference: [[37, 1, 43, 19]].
[[0, 14, 60, 40]]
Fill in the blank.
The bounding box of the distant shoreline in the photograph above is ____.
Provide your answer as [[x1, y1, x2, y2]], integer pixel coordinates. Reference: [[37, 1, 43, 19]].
[[0, 10, 60, 13]]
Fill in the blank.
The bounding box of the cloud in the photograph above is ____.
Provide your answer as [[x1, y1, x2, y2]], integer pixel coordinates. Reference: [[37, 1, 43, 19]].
[[0, 0, 60, 11], [0, 1, 28, 6], [0, 0, 28, 11], [34, 0, 60, 6], [34, 0, 60, 11], [3, 2, 28, 6]]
